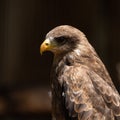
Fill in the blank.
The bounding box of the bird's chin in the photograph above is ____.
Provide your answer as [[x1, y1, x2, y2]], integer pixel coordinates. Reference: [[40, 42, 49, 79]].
[[50, 48, 59, 54], [50, 50, 59, 55]]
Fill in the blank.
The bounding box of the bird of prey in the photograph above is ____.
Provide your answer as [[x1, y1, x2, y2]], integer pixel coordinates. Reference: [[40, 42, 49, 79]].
[[40, 25, 120, 120]]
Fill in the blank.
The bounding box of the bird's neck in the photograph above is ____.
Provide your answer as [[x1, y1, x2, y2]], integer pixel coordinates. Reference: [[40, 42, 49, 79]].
[[52, 53, 75, 72]]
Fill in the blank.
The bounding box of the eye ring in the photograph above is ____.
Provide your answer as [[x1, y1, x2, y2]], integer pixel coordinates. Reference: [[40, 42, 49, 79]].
[[55, 36, 67, 45]]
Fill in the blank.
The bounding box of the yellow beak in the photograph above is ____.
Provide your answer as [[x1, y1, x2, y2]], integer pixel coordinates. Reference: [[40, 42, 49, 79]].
[[40, 39, 54, 55]]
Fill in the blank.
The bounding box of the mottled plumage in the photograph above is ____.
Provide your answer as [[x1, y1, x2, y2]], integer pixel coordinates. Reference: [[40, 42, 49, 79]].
[[40, 25, 120, 120]]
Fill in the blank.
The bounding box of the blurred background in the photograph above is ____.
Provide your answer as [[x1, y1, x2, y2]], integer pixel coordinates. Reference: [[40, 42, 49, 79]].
[[0, 0, 120, 119]]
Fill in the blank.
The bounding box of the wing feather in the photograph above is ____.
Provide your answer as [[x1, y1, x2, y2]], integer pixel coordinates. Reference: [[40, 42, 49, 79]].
[[62, 65, 120, 119], [88, 71, 120, 116]]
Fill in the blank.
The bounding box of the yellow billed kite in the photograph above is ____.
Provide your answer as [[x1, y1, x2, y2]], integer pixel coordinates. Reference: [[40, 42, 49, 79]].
[[40, 25, 120, 120]]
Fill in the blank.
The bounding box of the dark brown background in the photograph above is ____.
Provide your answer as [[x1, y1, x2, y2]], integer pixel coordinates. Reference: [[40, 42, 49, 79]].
[[0, 0, 120, 119]]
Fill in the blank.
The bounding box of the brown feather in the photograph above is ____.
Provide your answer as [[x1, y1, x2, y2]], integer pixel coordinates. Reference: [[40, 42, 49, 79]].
[[42, 25, 120, 120]]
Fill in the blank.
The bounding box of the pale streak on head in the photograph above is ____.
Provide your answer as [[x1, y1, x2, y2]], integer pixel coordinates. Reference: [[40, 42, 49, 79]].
[[69, 54, 74, 59], [49, 36, 54, 40], [73, 49, 81, 56]]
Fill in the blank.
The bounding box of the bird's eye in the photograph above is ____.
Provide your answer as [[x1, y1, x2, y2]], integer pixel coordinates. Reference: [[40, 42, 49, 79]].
[[55, 36, 67, 45]]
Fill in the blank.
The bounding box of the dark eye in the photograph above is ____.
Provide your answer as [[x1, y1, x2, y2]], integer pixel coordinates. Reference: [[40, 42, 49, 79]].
[[55, 36, 67, 45]]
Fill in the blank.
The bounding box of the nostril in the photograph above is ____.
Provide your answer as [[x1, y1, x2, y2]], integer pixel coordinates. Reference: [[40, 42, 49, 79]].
[[45, 43, 49, 46]]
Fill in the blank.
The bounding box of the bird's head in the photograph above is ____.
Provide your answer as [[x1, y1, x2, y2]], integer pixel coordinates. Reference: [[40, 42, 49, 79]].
[[40, 25, 86, 55]]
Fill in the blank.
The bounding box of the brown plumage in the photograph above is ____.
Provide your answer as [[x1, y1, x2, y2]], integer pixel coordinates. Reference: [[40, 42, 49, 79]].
[[40, 25, 120, 120]]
